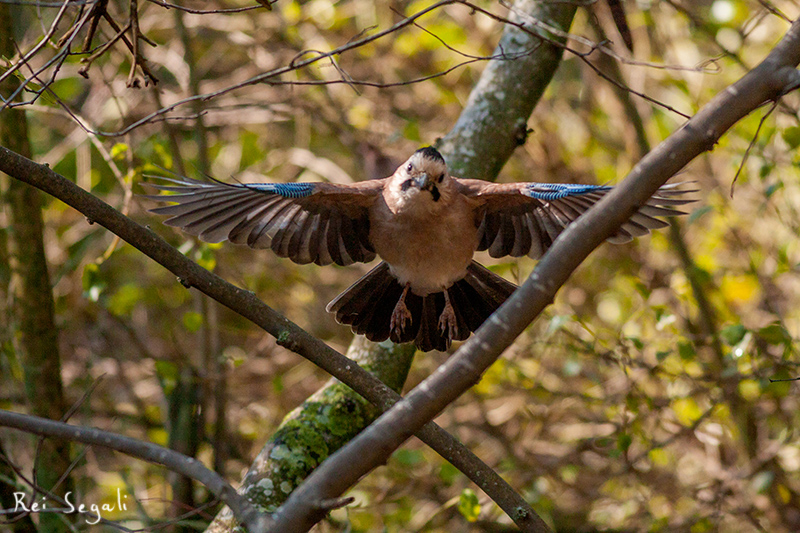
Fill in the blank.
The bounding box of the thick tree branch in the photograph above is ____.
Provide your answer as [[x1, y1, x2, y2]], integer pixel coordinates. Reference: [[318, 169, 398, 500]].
[[270, 18, 800, 533], [0, 147, 543, 530], [206, 337, 413, 532]]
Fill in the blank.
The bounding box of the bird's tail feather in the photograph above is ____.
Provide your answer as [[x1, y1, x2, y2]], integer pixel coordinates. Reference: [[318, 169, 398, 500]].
[[327, 261, 517, 352]]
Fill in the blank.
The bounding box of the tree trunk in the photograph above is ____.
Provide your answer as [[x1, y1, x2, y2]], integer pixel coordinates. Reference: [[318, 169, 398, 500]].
[[206, 1, 577, 531], [0, 5, 71, 532]]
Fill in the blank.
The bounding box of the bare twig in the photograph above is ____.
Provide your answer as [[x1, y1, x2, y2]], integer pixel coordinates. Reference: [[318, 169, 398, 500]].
[[100, 9, 158, 83], [730, 100, 779, 197], [470, 0, 694, 118], [127, 0, 140, 87], [78, 19, 132, 79], [61, 0, 462, 136], [79, 0, 107, 51], [0, 0, 73, 87], [145, 0, 266, 14], [3, 0, 702, 134]]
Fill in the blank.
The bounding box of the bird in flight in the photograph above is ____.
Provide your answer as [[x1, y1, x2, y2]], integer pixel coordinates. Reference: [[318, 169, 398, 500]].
[[149, 146, 693, 351]]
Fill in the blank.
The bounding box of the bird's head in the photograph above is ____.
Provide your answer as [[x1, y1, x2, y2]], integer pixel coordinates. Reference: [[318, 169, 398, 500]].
[[387, 147, 453, 214]]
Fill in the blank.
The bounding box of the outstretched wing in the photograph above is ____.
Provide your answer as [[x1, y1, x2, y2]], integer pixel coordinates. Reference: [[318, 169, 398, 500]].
[[455, 180, 695, 259], [146, 175, 386, 266]]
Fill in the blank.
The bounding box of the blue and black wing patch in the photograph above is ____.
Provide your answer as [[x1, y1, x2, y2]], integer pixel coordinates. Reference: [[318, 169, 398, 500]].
[[247, 182, 316, 199], [477, 182, 695, 259], [523, 183, 611, 201], [146, 175, 377, 266]]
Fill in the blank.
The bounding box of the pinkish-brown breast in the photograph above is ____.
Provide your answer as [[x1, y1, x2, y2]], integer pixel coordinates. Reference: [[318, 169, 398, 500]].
[[369, 192, 479, 295]]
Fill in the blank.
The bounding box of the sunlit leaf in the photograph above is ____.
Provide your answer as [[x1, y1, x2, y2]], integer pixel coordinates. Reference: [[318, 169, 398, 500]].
[[457, 488, 480, 523], [195, 246, 217, 272], [671, 397, 703, 426], [757, 323, 791, 346], [438, 462, 460, 486], [147, 428, 169, 447], [111, 143, 129, 161], [648, 448, 670, 467], [782, 126, 800, 149], [82, 263, 106, 302], [737, 379, 760, 401], [720, 274, 759, 304], [155, 360, 178, 396], [394, 449, 424, 467], [108, 284, 143, 316]]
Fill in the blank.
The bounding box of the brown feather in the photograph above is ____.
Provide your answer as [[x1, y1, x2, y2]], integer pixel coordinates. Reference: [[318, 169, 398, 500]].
[[148, 175, 383, 266], [462, 179, 694, 260], [327, 260, 517, 352]]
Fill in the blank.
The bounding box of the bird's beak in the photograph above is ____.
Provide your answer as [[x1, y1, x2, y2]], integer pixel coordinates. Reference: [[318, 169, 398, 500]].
[[415, 173, 431, 191]]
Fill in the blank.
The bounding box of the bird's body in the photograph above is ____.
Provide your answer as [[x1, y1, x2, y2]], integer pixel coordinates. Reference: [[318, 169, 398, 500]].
[[149, 146, 693, 351], [370, 181, 478, 295]]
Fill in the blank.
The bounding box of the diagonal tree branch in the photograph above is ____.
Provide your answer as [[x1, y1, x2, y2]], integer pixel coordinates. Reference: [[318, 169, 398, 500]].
[[269, 17, 800, 533], [0, 144, 543, 529]]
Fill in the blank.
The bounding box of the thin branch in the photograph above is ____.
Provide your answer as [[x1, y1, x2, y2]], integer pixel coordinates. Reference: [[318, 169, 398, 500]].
[[0, 0, 73, 87], [78, 19, 132, 79], [0, 409, 271, 533], [78, 0, 106, 51], [730, 99, 779, 197], [3, 0, 701, 134], [472, 0, 695, 118], [59, 0, 462, 136], [127, 0, 140, 87], [2, 0, 110, 110], [258, 56, 529, 88], [100, 9, 158, 83], [145, 0, 267, 14]]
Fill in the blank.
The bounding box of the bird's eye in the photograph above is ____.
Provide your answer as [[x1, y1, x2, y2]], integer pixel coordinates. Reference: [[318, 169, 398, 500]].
[[437, 174, 444, 183], [406, 163, 413, 172]]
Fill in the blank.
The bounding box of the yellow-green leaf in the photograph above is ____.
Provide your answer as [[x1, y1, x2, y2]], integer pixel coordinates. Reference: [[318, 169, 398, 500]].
[[458, 488, 480, 523]]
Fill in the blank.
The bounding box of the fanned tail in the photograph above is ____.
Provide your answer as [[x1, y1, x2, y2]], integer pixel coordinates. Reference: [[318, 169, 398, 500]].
[[326, 261, 517, 352]]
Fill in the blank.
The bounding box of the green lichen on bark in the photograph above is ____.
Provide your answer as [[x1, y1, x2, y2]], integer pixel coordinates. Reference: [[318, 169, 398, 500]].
[[206, 338, 414, 531], [242, 383, 374, 512]]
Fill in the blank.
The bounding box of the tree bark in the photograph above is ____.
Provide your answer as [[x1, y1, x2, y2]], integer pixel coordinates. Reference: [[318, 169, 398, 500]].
[[206, 337, 414, 532]]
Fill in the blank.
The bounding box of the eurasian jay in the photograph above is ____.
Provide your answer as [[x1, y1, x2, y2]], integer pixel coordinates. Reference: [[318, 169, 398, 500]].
[[149, 146, 692, 351]]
